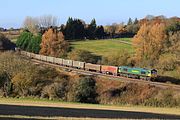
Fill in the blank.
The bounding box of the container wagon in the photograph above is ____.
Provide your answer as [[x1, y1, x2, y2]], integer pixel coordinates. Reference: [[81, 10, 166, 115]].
[[85, 63, 101, 72], [46, 56, 54, 63], [63, 59, 73, 67], [101, 65, 118, 75], [73, 61, 85, 69], [54, 58, 63, 65], [34, 54, 41, 60], [40, 55, 47, 62]]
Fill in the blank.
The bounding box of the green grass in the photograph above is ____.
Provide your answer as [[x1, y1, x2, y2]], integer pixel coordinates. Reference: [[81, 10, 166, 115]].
[[70, 38, 133, 57], [10, 38, 17, 43]]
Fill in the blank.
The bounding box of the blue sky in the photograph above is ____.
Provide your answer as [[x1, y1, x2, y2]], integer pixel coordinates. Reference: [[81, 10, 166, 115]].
[[1, 0, 179, 28]]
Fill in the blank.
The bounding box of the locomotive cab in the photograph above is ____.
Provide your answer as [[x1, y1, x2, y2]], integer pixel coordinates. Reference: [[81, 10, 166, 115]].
[[150, 69, 158, 78]]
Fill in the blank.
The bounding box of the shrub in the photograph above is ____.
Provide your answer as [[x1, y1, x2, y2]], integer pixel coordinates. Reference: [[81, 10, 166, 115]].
[[74, 76, 98, 103], [41, 78, 69, 100], [0, 33, 15, 50], [158, 53, 177, 71]]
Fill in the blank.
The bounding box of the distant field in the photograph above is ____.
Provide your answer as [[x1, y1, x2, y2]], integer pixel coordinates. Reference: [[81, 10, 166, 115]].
[[70, 38, 133, 57]]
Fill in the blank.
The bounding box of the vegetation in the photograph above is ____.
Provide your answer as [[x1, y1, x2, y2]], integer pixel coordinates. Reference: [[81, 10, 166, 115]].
[[74, 76, 98, 103], [0, 33, 15, 50], [61, 17, 106, 40], [133, 17, 180, 79], [16, 31, 41, 53], [39, 28, 69, 57], [68, 49, 101, 64], [0, 52, 180, 108], [70, 38, 133, 57]]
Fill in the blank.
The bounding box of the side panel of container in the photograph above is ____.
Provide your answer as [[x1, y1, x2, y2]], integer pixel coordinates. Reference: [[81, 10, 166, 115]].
[[73, 61, 85, 69], [54, 58, 63, 65], [34, 54, 41, 60], [101, 65, 118, 75], [63, 59, 73, 67], [46, 56, 54, 63], [41, 55, 47, 61], [85, 63, 101, 72]]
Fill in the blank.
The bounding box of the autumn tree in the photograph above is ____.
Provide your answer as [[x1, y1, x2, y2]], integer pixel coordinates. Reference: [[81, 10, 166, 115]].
[[133, 21, 167, 67], [40, 28, 69, 57]]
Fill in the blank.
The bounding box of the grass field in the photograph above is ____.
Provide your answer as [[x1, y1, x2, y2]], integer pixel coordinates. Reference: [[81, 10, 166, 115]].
[[0, 97, 179, 115], [70, 38, 133, 57]]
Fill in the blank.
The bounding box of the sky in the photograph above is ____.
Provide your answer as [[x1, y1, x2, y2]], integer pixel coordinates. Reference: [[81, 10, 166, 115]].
[[0, 0, 179, 28]]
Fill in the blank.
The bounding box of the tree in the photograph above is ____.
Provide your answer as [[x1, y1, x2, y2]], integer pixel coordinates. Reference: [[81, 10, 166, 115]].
[[134, 18, 139, 24], [86, 18, 97, 39], [63, 18, 86, 40], [40, 28, 69, 57], [23, 15, 58, 34], [127, 18, 133, 25], [16, 31, 33, 50], [16, 31, 41, 53], [133, 22, 167, 67], [75, 76, 97, 103], [95, 26, 106, 39], [38, 15, 58, 28], [23, 16, 39, 34]]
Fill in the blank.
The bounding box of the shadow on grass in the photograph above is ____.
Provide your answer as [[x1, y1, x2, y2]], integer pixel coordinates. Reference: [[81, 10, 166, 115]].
[[156, 76, 180, 85], [0, 104, 179, 119]]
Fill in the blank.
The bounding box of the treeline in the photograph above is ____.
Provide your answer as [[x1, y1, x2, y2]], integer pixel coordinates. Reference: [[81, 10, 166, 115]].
[[22, 15, 140, 40]]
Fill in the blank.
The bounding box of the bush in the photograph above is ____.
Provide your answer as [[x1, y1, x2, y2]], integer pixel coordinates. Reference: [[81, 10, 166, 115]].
[[68, 49, 101, 64], [0, 33, 15, 50], [74, 76, 98, 103], [41, 78, 69, 100], [158, 53, 178, 71]]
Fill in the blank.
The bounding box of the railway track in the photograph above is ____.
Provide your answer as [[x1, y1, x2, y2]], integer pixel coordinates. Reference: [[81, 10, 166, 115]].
[[31, 59, 180, 91]]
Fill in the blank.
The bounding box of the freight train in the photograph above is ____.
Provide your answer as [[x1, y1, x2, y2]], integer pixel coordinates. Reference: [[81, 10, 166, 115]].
[[20, 51, 158, 81]]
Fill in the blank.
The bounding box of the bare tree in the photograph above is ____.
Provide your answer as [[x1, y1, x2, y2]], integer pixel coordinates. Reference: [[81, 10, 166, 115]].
[[23, 15, 59, 34], [23, 16, 39, 34], [38, 15, 59, 28]]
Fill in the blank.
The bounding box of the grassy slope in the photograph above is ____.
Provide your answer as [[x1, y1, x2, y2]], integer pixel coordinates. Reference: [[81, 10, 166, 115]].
[[70, 38, 133, 57]]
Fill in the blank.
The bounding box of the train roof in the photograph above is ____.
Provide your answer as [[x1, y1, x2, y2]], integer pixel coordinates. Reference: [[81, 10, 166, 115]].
[[119, 66, 156, 71]]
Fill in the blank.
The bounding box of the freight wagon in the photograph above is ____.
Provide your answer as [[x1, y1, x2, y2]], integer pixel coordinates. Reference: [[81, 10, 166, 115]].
[[101, 65, 118, 75], [63, 59, 73, 67], [40, 55, 47, 62], [54, 58, 63, 65], [46, 56, 54, 63], [85, 63, 101, 72], [34, 54, 41, 60], [73, 61, 85, 69]]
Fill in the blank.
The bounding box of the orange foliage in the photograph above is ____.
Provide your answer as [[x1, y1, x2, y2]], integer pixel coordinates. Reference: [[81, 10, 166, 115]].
[[133, 21, 167, 66], [39, 28, 69, 57]]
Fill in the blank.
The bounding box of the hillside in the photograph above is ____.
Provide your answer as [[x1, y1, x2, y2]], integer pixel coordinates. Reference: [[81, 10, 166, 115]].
[[70, 38, 133, 57]]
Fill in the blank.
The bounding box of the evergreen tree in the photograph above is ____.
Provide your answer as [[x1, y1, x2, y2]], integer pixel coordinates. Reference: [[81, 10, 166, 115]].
[[86, 18, 97, 39], [95, 26, 105, 39], [127, 18, 133, 25], [134, 18, 138, 24]]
